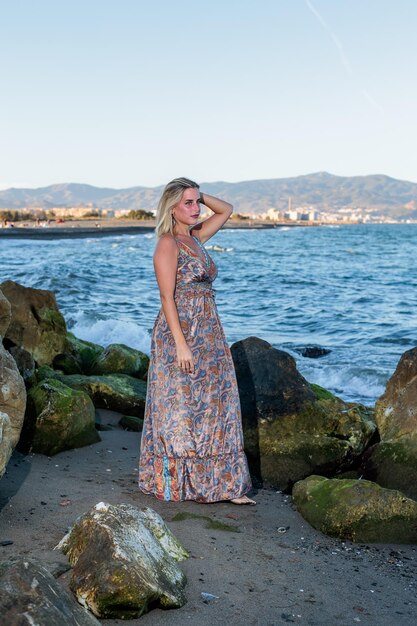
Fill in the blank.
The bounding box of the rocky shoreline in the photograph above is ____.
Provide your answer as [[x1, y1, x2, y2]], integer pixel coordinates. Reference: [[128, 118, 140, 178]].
[[1, 280, 417, 624], [0, 218, 313, 239]]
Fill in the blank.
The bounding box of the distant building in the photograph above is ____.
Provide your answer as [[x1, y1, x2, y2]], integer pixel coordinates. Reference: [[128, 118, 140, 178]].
[[265, 207, 283, 221]]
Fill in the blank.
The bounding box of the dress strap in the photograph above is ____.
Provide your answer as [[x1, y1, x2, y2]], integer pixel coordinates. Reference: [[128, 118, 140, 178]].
[[191, 235, 211, 267]]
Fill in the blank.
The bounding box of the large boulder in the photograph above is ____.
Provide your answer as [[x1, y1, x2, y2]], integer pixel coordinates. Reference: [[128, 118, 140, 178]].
[[53, 332, 105, 375], [362, 441, 417, 501], [362, 348, 417, 499], [36, 368, 147, 417], [231, 337, 376, 491], [56, 503, 188, 619], [0, 280, 67, 366], [19, 378, 99, 456], [374, 347, 417, 442], [0, 559, 101, 626], [0, 343, 26, 478], [89, 343, 149, 379], [293, 475, 417, 543], [8, 345, 36, 383], [0, 288, 11, 336]]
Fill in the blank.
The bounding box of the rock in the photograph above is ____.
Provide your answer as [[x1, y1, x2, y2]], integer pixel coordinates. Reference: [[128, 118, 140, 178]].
[[119, 414, 144, 431], [53, 332, 104, 375], [56, 502, 188, 619], [232, 337, 316, 419], [201, 592, 220, 603], [293, 474, 417, 543], [0, 280, 67, 366], [0, 343, 26, 478], [8, 345, 36, 383], [231, 336, 376, 491], [90, 343, 149, 379], [362, 348, 417, 499], [0, 288, 11, 337], [19, 378, 100, 456], [36, 368, 147, 417], [375, 347, 417, 442], [0, 559, 101, 625], [0, 412, 13, 481], [294, 346, 331, 358], [362, 441, 417, 500]]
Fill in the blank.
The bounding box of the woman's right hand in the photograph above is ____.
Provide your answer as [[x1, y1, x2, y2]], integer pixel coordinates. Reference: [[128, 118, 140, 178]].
[[176, 341, 194, 374]]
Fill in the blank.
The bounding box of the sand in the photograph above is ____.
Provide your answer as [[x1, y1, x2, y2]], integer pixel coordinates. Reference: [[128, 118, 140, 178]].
[[1, 409, 416, 626]]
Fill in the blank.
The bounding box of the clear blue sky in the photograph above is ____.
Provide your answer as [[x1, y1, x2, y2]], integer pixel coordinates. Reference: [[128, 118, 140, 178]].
[[1, 0, 416, 189]]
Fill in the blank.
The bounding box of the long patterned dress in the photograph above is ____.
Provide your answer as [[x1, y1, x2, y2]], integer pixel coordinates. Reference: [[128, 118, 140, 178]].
[[138, 234, 252, 502]]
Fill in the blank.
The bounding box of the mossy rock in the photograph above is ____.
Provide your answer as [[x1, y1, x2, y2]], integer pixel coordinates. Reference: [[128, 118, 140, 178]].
[[293, 475, 417, 543], [57, 503, 188, 619], [362, 441, 417, 500], [231, 336, 376, 492], [53, 332, 105, 375], [244, 395, 375, 492], [309, 383, 337, 401], [119, 415, 144, 431], [90, 343, 149, 379], [35, 368, 147, 417], [20, 378, 100, 455]]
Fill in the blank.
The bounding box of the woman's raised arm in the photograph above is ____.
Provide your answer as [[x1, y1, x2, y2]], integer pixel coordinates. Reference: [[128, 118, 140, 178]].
[[192, 193, 233, 243]]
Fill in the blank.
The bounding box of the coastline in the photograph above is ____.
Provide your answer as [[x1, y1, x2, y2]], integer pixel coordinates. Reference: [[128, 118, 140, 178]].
[[0, 218, 315, 240]]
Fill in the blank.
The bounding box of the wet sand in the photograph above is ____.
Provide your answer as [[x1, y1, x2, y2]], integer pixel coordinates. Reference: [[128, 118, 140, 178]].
[[0, 408, 416, 626]]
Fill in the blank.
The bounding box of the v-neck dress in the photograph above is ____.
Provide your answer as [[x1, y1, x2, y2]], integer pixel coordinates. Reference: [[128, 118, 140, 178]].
[[138, 234, 252, 502]]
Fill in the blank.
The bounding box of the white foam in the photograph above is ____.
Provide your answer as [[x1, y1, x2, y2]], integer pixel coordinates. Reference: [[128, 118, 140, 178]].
[[70, 313, 151, 355], [306, 367, 385, 404], [206, 244, 234, 252]]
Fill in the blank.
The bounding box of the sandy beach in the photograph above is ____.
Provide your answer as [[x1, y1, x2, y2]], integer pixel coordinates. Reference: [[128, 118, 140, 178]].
[[0, 408, 416, 626]]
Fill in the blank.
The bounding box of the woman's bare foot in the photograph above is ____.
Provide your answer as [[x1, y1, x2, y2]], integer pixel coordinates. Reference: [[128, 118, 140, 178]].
[[230, 495, 256, 505]]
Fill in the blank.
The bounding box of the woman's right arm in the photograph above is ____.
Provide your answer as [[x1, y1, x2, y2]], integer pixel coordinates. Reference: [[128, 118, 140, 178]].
[[153, 236, 194, 373]]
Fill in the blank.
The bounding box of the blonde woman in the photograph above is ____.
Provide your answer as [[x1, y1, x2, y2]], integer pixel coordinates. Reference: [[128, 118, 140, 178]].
[[139, 177, 255, 505]]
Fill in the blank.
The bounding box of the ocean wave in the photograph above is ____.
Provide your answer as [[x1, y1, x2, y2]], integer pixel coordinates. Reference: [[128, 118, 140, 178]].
[[298, 364, 386, 405], [69, 312, 151, 355], [206, 244, 234, 252]]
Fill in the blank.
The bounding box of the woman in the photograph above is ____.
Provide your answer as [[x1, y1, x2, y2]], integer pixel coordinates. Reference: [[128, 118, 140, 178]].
[[138, 177, 255, 505]]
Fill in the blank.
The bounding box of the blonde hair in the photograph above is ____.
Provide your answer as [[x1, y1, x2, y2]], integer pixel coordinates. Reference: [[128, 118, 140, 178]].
[[155, 177, 199, 237]]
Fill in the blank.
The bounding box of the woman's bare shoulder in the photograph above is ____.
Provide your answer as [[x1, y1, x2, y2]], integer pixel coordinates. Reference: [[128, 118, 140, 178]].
[[154, 233, 178, 256]]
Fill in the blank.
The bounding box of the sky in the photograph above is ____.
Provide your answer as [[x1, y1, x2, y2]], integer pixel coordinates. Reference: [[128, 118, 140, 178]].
[[1, 0, 416, 189]]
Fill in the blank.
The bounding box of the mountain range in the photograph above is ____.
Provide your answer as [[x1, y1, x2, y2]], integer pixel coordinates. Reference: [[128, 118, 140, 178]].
[[1, 172, 417, 218]]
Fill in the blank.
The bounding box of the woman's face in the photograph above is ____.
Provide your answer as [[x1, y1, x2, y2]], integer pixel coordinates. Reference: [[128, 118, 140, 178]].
[[172, 188, 200, 226]]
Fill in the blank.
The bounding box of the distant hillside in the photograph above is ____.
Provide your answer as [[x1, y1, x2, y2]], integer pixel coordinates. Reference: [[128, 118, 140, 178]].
[[1, 172, 417, 217]]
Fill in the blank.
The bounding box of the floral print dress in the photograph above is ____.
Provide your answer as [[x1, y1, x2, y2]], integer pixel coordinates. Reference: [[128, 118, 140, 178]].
[[138, 234, 252, 502]]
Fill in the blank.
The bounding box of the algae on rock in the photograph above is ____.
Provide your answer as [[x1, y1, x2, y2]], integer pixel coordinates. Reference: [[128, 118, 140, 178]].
[[54, 332, 105, 375], [36, 368, 147, 417], [56, 502, 188, 619], [231, 336, 376, 491], [293, 475, 417, 543], [21, 378, 100, 455], [90, 343, 149, 379], [363, 347, 417, 499]]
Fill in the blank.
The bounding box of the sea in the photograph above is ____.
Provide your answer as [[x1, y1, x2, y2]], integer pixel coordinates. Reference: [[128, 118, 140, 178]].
[[1, 224, 416, 407]]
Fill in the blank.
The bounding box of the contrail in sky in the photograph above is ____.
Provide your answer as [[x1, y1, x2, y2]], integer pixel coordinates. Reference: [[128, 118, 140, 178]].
[[305, 0, 384, 114]]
